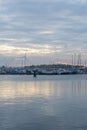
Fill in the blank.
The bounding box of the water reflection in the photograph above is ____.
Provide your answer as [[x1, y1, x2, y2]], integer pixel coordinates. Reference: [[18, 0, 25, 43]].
[[0, 81, 54, 99], [0, 77, 87, 100], [0, 75, 87, 130]]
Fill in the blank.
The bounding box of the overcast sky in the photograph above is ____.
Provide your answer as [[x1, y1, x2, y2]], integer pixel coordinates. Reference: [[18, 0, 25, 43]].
[[0, 0, 87, 66]]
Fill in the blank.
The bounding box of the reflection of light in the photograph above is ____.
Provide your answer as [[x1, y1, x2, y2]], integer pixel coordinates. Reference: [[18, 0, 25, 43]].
[[0, 87, 15, 99], [0, 81, 68, 100]]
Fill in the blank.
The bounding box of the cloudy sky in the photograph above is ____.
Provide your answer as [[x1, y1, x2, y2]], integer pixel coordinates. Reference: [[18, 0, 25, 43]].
[[0, 0, 87, 66]]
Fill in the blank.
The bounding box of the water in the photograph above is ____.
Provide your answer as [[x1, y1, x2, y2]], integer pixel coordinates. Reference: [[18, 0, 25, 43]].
[[0, 75, 87, 130]]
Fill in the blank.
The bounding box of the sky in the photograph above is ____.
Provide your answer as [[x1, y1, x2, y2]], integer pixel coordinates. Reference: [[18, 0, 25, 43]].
[[0, 0, 87, 66]]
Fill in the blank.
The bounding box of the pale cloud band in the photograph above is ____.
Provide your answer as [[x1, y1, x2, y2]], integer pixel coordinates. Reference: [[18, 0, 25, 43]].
[[0, 0, 87, 65]]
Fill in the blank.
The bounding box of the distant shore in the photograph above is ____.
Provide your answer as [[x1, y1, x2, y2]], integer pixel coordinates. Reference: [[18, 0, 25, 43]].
[[0, 63, 87, 75]]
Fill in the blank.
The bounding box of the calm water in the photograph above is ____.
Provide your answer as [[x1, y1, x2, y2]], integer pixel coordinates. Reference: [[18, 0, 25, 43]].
[[0, 75, 87, 130]]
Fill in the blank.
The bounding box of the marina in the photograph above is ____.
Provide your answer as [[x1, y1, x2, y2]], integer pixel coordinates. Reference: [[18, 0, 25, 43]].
[[0, 0, 87, 129], [0, 63, 87, 75]]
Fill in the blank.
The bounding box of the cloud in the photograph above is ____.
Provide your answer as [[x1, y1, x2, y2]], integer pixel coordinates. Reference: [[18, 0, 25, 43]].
[[0, 44, 63, 56], [0, 0, 87, 65]]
